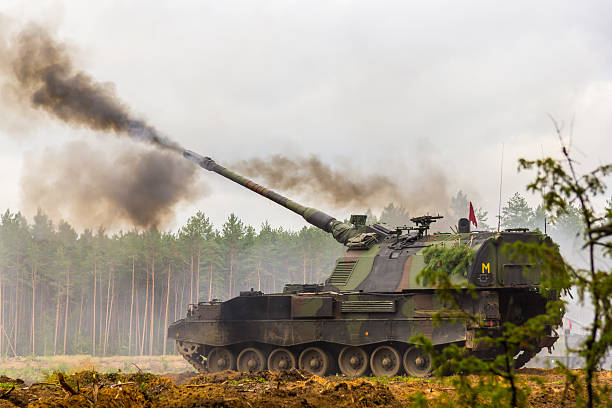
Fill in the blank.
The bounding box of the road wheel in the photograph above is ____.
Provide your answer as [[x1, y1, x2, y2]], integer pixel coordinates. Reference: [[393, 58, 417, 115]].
[[267, 348, 296, 371], [176, 341, 199, 357], [207, 347, 235, 372], [237, 347, 266, 372], [338, 346, 368, 377], [298, 347, 330, 376], [403, 346, 433, 377], [370, 345, 401, 377]]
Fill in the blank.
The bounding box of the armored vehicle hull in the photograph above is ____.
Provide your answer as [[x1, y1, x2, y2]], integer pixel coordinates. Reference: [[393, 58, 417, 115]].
[[169, 151, 561, 376]]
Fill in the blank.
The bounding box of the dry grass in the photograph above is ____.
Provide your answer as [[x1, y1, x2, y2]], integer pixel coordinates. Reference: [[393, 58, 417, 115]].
[[0, 355, 193, 383]]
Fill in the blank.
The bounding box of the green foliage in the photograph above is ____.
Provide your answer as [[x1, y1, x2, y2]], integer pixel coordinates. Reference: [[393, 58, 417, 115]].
[[422, 244, 475, 279], [518, 121, 612, 408], [412, 239, 568, 407], [502, 192, 534, 229], [410, 123, 611, 408]]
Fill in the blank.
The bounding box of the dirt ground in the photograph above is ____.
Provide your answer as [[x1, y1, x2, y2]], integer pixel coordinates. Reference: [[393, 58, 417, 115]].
[[0, 368, 610, 407]]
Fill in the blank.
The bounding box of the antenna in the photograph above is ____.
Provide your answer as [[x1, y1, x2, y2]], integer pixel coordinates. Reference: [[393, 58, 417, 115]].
[[497, 144, 504, 232]]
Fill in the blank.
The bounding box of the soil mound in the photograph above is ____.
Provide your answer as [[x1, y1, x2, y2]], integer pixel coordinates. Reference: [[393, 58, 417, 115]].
[[0, 370, 400, 408], [0, 368, 609, 407]]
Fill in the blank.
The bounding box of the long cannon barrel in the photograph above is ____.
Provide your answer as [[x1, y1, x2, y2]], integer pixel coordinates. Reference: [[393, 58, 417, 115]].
[[183, 150, 357, 244]]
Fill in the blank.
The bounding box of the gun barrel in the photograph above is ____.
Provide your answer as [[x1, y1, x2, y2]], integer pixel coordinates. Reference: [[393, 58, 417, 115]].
[[183, 150, 338, 233]]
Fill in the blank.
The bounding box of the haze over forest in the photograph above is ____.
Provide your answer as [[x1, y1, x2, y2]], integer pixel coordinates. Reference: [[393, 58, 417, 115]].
[[0, 193, 585, 357], [0, 1, 611, 232], [0, 1, 609, 357]]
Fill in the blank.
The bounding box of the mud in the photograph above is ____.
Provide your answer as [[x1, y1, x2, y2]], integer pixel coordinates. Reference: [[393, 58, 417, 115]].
[[0, 368, 609, 407]]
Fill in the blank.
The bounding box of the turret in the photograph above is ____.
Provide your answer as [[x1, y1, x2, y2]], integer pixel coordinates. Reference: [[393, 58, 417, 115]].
[[183, 150, 360, 245]]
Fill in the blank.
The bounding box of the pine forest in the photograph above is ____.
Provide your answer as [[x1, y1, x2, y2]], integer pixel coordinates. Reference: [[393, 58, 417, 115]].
[[0, 192, 583, 357]]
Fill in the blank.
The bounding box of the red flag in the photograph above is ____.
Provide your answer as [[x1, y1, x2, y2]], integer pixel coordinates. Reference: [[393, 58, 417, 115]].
[[469, 202, 478, 228]]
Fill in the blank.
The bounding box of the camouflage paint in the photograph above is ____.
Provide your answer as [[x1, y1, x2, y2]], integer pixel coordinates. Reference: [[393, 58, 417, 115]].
[[172, 152, 562, 374]]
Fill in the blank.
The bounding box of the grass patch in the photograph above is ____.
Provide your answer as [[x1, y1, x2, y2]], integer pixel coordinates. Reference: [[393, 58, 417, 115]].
[[0, 355, 192, 383], [364, 376, 434, 385], [227, 377, 267, 386]]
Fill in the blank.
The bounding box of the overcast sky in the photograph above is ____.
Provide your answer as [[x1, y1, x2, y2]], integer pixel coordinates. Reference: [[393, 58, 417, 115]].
[[1, 0, 611, 232]]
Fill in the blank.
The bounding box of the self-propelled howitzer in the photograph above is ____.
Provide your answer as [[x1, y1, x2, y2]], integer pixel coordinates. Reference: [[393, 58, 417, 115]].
[[169, 150, 562, 377]]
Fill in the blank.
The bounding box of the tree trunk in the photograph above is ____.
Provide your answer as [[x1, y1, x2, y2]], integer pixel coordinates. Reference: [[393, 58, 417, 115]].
[[105, 273, 115, 356], [180, 277, 185, 319], [174, 279, 178, 322], [98, 273, 103, 352], [229, 247, 234, 299], [208, 263, 213, 301], [310, 258, 313, 284], [92, 261, 97, 356], [53, 284, 60, 355], [0, 283, 16, 357], [0, 276, 3, 356], [135, 288, 140, 355], [40, 281, 46, 355], [149, 254, 155, 356], [163, 263, 171, 355], [257, 260, 261, 291], [63, 266, 70, 354], [76, 292, 84, 347], [196, 248, 200, 303], [14, 276, 19, 356], [189, 247, 194, 305], [31, 265, 36, 355], [129, 255, 135, 356], [103, 269, 112, 356], [141, 267, 149, 356], [303, 248, 306, 284]]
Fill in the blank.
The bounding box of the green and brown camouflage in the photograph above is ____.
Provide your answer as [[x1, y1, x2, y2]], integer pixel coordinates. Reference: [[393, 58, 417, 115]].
[[170, 151, 562, 377]]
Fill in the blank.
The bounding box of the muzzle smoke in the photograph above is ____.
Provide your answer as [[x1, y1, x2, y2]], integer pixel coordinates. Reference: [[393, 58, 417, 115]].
[[3, 23, 182, 152], [21, 141, 203, 229], [234, 155, 450, 216], [1, 22, 202, 228]]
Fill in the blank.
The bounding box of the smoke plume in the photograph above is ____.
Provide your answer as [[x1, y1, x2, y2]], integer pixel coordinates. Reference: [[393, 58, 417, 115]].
[[234, 155, 450, 216], [2, 23, 182, 152], [1, 22, 203, 228], [2, 21, 454, 229], [21, 141, 203, 229]]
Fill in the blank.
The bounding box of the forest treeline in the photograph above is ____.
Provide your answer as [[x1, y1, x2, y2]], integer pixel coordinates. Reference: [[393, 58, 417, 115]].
[[0, 192, 583, 357]]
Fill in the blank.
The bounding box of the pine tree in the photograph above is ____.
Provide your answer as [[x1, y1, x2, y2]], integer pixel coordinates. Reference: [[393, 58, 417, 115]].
[[501, 192, 535, 229], [379, 203, 411, 226], [450, 190, 469, 220]]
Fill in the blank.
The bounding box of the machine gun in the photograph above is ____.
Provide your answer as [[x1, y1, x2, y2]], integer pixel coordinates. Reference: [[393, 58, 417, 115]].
[[388, 215, 443, 249], [410, 215, 443, 238]]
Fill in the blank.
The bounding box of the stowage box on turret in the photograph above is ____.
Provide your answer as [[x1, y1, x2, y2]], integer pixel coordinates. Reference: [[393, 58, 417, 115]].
[[168, 151, 561, 377]]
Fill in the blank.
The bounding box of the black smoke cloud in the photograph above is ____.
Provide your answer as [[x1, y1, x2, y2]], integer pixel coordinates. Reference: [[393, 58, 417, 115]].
[[3, 23, 182, 152], [233, 155, 451, 217], [0, 21, 203, 228], [21, 141, 203, 229], [2, 20, 455, 229]]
